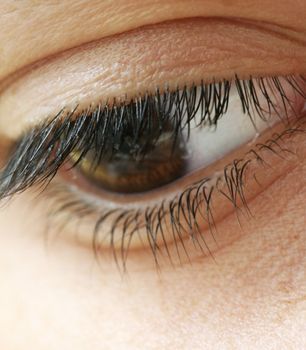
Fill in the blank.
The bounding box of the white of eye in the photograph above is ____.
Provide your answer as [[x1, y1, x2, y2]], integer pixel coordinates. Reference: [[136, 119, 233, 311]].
[[183, 86, 276, 172]]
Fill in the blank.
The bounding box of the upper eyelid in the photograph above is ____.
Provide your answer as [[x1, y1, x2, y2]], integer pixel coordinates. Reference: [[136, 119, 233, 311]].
[[1, 18, 306, 140], [1, 0, 306, 84], [1, 16, 306, 88]]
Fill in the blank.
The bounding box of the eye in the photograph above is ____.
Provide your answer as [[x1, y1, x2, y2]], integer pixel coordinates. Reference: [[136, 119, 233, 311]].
[[1, 18, 306, 269], [73, 79, 291, 194], [0, 74, 305, 269]]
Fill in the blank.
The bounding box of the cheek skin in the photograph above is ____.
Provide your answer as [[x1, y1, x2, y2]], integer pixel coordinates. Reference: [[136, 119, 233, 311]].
[[0, 140, 305, 349]]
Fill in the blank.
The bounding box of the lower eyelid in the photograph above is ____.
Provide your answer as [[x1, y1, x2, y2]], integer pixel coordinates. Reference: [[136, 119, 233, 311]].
[[39, 115, 306, 269]]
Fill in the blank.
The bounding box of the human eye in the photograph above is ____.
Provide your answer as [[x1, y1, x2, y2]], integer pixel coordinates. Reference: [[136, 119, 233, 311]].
[[0, 18, 305, 271]]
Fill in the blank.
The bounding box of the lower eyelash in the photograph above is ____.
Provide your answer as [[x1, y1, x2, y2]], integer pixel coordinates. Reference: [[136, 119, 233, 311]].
[[43, 117, 306, 270]]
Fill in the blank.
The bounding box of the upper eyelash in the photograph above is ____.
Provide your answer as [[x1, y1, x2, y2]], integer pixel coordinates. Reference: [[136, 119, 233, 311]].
[[0, 76, 306, 199], [0, 74, 305, 201]]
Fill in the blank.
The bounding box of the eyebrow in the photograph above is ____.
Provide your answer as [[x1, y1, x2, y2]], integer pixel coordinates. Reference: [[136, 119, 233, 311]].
[[1, 0, 306, 84]]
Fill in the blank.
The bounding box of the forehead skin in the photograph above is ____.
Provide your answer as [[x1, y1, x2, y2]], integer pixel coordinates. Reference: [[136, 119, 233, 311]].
[[1, 0, 306, 83]]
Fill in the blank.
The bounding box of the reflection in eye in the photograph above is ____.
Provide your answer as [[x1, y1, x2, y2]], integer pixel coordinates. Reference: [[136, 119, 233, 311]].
[[0, 75, 305, 267]]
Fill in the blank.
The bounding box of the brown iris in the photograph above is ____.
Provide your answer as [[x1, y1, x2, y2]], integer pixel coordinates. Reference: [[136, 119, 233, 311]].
[[74, 129, 187, 194]]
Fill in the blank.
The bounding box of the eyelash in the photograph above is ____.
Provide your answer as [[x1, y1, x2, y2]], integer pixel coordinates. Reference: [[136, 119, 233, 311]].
[[0, 74, 305, 268]]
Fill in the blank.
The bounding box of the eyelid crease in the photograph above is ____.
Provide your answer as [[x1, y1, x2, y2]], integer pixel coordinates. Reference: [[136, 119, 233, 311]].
[[2, 17, 306, 90], [2, 0, 306, 85], [0, 16, 304, 84]]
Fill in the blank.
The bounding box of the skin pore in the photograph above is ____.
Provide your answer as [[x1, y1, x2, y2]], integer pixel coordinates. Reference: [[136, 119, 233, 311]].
[[0, 1, 306, 349]]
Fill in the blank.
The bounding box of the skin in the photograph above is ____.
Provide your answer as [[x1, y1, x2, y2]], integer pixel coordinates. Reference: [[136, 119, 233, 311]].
[[0, 1, 306, 349]]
